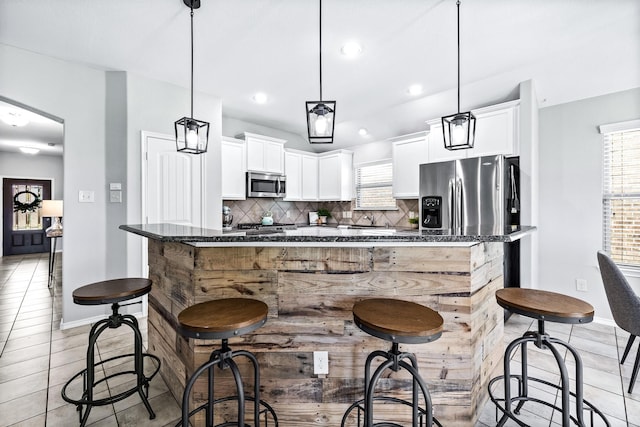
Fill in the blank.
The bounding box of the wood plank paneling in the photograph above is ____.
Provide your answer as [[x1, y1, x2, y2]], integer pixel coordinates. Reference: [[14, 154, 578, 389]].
[[147, 242, 504, 426]]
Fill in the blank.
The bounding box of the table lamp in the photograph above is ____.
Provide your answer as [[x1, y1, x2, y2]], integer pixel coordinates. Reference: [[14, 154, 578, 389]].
[[41, 200, 63, 234]]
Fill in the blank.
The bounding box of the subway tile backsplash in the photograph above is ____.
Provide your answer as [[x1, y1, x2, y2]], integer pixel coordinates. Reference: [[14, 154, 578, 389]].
[[223, 199, 419, 228]]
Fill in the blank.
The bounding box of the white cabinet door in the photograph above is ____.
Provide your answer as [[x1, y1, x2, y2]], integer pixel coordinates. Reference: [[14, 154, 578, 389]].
[[466, 105, 518, 158], [301, 154, 319, 200], [318, 151, 353, 201], [244, 132, 286, 173], [221, 137, 246, 200], [391, 132, 428, 198], [284, 151, 302, 201]]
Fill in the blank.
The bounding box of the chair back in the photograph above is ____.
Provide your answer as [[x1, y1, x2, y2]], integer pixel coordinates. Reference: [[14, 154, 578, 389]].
[[597, 250, 640, 335]]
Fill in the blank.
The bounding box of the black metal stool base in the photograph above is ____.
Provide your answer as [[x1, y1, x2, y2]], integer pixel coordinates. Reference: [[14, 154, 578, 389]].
[[341, 343, 441, 427], [179, 339, 278, 427], [488, 321, 610, 427], [61, 302, 160, 427]]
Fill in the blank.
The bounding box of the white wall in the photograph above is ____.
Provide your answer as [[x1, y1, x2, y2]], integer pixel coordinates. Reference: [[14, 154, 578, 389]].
[[538, 87, 640, 322]]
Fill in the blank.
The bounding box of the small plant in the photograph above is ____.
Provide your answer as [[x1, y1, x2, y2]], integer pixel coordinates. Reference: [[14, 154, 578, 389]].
[[408, 217, 419, 224], [317, 208, 332, 218]]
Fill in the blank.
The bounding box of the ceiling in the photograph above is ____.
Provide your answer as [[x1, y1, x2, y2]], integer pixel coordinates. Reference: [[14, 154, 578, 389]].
[[0, 0, 638, 154]]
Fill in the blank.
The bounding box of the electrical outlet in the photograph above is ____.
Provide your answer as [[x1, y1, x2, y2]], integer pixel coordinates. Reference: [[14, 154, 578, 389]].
[[576, 278, 588, 292], [286, 210, 291, 218], [344, 211, 352, 219], [313, 351, 329, 375], [78, 190, 95, 203]]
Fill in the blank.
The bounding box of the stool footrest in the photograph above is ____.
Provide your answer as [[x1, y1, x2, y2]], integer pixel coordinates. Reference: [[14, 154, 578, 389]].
[[61, 353, 160, 406], [180, 395, 278, 427], [341, 396, 442, 427], [489, 374, 610, 426]]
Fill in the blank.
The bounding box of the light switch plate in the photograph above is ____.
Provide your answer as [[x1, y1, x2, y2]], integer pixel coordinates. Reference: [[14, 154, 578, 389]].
[[79, 190, 95, 203], [110, 190, 122, 203]]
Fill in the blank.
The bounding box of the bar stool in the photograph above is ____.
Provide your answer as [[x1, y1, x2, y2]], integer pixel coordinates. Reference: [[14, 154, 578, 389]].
[[61, 278, 160, 427], [341, 298, 444, 427], [177, 298, 278, 427], [488, 288, 610, 426]]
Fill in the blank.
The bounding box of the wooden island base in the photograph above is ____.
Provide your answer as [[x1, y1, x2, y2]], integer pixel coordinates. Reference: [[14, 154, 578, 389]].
[[146, 240, 504, 426]]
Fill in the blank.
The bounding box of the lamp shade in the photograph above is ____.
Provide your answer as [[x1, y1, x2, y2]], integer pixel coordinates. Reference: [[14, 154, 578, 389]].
[[41, 200, 63, 217], [306, 101, 336, 144], [175, 117, 209, 154], [442, 111, 476, 150]]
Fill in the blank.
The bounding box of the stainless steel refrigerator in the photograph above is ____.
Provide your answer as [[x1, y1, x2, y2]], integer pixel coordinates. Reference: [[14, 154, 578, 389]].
[[419, 155, 521, 312], [419, 155, 520, 234]]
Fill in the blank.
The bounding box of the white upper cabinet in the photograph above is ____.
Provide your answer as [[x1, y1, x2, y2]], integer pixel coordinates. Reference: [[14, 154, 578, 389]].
[[426, 100, 520, 163], [243, 132, 287, 174], [390, 131, 428, 199], [284, 151, 302, 200], [221, 137, 247, 200], [301, 153, 319, 200], [318, 150, 353, 201]]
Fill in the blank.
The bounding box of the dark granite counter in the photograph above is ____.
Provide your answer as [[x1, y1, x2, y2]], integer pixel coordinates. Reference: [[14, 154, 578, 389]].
[[120, 223, 535, 245]]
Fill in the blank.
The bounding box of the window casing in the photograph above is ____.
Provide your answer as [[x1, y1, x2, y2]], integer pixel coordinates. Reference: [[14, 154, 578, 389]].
[[355, 161, 396, 210], [601, 121, 640, 269]]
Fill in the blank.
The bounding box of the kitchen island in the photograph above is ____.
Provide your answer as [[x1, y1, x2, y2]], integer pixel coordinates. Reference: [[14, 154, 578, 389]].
[[121, 223, 534, 426]]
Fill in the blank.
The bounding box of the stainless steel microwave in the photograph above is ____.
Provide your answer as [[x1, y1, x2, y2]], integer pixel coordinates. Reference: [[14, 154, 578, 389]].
[[247, 172, 286, 198]]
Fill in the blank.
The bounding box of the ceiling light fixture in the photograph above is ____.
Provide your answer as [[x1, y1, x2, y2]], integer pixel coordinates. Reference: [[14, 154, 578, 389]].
[[252, 92, 268, 104], [358, 128, 368, 136], [441, 0, 475, 151], [19, 147, 39, 155], [1, 111, 29, 127], [340, 41, 362, 57], [407, 84, 423, 96], [306, 0, 336, 144], [174, 0, 209, 154]]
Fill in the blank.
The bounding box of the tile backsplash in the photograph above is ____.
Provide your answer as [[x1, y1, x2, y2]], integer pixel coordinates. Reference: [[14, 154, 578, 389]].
[[223, 198, 419, 228]]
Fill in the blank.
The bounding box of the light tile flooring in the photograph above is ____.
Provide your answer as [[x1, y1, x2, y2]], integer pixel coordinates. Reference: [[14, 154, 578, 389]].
[[1, 252, 639, 426]]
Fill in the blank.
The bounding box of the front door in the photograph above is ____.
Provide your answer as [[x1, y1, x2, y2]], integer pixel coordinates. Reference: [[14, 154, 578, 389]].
[[2, 178, 52, 255]]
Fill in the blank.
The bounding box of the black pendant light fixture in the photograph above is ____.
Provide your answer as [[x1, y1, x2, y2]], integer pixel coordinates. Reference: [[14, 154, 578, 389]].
[[441, 0, 475, 151], [306, 0, 336, 144], [175, 0, 209, 154]]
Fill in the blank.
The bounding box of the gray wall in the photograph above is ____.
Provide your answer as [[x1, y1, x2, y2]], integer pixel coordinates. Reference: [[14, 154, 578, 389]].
[[0, 44, 222, 326], [538, 87, 640, 322], [222, 116, 309, 151]]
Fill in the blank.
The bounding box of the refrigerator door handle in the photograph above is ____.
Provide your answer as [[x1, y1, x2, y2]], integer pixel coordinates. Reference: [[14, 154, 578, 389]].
[[448, 179, 455, 229], [457, 178, 464, 230]]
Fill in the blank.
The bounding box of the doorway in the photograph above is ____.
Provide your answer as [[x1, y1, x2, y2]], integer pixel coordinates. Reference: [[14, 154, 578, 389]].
[[2, 178, 52, 255]]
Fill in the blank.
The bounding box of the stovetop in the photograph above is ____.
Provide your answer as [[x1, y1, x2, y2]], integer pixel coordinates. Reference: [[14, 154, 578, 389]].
[[237, 223, 297, 231]]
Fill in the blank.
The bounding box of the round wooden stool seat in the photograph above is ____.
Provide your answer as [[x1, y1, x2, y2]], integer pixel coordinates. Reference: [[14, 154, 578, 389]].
[[353, 298, 444, 344], [496, 288, 594, 324], [72, 278, 152, 306], [178, 298, 268, 340]]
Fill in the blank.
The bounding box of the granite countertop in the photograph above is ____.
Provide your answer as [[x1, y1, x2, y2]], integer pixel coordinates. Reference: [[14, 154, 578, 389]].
[[120, 223, 536, 245]]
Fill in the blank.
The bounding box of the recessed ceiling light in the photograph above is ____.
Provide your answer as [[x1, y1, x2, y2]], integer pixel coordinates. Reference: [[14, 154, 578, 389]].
[[358, 128, 368, 136], [1, 111, 29, 127], [19, 147, 39, 155], [341, 41, 362, 58], [407, 84, 423, 96], [252, 92, 268, 104]]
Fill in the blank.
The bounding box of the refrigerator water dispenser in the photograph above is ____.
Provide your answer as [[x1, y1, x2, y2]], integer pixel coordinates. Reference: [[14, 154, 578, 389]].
[[422, 196, 442, 228]]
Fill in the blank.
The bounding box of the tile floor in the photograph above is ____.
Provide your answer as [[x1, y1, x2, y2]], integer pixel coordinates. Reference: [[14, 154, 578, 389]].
[[1, 252, 639, 426]]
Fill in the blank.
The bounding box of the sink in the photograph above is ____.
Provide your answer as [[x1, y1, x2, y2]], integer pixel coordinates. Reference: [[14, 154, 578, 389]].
[[345, 225, 391, 229]]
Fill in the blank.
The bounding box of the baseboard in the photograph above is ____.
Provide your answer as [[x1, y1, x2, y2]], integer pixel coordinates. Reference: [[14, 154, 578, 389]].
[[59, 310, 145, 330], [593, 316, 616, 328]]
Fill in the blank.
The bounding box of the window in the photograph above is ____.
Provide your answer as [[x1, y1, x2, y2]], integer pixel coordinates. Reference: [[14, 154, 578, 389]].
[[355, 160, 396, 210], [601, 120, 640, 268]]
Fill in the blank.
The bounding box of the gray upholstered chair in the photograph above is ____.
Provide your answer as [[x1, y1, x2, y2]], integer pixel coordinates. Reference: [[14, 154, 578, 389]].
[[597, 250, 640, 393]]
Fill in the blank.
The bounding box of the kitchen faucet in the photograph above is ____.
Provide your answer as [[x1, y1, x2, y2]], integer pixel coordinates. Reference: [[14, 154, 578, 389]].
[[364, 214, 375, 226]]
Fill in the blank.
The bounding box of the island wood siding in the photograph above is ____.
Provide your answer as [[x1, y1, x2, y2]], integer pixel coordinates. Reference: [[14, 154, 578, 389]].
[[146, 240, 504, 426]]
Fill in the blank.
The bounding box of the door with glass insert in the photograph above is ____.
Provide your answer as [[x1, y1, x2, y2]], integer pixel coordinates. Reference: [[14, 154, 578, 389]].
[[2, 178, 52, 255]]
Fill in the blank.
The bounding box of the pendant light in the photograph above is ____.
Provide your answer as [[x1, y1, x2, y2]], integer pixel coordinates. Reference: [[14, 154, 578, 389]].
[[441, 0, 475, 151], [306, 0, 336, 144], [175, 0, 209, 154]]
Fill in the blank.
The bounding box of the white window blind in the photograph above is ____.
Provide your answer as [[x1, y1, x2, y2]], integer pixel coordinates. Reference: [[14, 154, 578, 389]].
[[355, 161, 396, 210], [602, 127, 640, 267]]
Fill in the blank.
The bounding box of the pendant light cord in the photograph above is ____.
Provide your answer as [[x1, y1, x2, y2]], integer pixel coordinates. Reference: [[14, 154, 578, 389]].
[[456, 0, 461, 114], [190, 5, 194, 119], [319, 0, 323, 101]]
